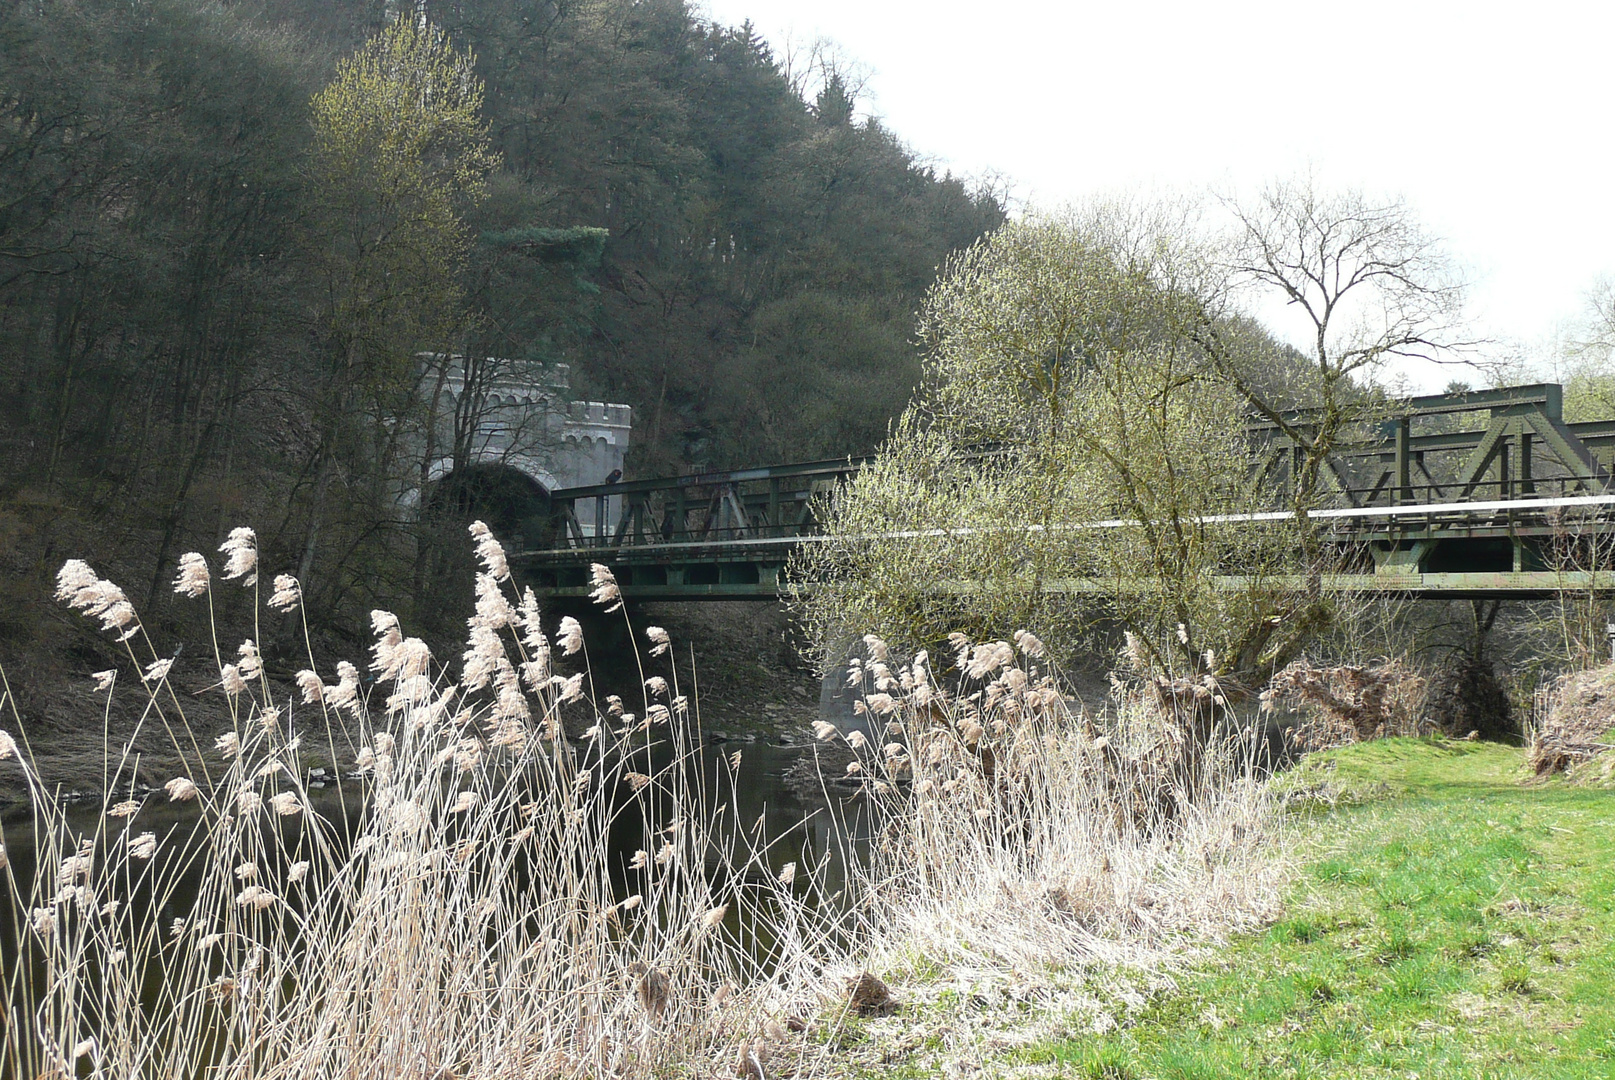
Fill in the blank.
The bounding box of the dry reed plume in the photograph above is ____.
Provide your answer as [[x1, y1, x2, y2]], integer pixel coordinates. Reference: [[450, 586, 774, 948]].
[[812, 631, 1284, 997]]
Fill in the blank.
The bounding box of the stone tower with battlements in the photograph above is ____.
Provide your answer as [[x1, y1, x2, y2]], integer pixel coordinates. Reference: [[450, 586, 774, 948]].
[[413, 357, 631, 536]]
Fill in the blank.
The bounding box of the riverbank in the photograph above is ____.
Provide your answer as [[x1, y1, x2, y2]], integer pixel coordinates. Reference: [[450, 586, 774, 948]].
[[635, 601, 823, 741], [828, 739, 1615, 1079]]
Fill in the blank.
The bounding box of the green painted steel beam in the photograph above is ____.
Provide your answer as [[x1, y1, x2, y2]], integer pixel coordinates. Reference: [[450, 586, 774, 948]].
[[952, 572, 1615, 598]]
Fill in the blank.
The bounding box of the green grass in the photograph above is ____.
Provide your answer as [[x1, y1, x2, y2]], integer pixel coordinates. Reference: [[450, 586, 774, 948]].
[[1019, 738, 1615, 1079]]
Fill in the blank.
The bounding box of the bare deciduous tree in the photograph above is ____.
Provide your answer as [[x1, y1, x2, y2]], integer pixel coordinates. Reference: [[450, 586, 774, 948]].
[[1213, 176, 1471, 512]]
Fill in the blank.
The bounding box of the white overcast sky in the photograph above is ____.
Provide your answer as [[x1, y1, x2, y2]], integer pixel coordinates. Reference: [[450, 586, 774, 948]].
[[701, 0, 1614, 389]]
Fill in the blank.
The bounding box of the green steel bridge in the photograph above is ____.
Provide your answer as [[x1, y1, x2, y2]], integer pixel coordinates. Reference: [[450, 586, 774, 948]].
[[512, 383, 1615, 601]]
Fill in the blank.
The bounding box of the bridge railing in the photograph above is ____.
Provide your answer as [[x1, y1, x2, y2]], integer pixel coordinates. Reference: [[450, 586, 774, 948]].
[[541, 457, 867, 550], [533, 384, 1615, 554], [1262, 383, 1615, 511], [1334, 476, 1606, 510]]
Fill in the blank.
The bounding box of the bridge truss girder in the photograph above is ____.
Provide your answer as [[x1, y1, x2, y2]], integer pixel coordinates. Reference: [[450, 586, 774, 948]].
[[519, 384, 1615, 600]]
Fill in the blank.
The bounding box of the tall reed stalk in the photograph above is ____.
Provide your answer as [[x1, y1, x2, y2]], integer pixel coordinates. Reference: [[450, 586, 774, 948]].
[[2, 526, 824, 1079], [816, 632, 1283, 982]]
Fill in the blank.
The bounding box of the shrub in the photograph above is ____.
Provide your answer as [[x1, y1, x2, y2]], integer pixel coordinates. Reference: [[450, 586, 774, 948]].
[[1261, 658, 1428, 751], [1425, 656, 1516, 741], [1527, 664, 1615, 776]]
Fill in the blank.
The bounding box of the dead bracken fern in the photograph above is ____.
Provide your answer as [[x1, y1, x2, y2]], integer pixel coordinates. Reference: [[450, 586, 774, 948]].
[[1262, 658, 1428, 751], [1528, 664, 1615, 776]]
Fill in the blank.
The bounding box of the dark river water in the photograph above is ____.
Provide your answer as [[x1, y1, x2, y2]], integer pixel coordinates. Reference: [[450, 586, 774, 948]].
[[0, 735, 851, 924], [0, 731, 863, 1079]]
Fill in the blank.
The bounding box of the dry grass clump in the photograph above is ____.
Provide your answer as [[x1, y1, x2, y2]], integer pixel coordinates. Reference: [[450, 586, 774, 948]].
[[1262, 658, 1428, 751], [812, 631, 1283, 984], [1528, 664, 1615, 776], [1, 525, 828, 1080]]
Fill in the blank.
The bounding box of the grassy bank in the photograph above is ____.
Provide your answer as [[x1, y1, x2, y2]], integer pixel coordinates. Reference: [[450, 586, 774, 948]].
[[994, 739, 1615, 1079]]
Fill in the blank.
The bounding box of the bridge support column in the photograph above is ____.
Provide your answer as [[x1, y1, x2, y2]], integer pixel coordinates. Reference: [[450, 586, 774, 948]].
[[1373, 539, 1434, 577]]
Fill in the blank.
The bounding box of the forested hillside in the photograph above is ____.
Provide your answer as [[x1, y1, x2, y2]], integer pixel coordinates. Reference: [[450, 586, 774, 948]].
[[0, 0, 1003, 643]]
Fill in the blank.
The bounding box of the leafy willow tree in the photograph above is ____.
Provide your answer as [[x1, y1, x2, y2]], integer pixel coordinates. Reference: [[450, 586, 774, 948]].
[[797, 185, 1473, 684], [289, 12, 499, 599], [793, 211, 1322, 686]]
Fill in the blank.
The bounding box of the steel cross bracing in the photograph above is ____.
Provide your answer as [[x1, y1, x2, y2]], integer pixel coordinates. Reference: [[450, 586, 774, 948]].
[[513, 383, 1615, 600]]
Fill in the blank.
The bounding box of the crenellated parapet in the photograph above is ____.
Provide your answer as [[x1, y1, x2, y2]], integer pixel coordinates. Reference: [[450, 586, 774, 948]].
[[555, 400, 633, 491], [406, 358, 632, 534]]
